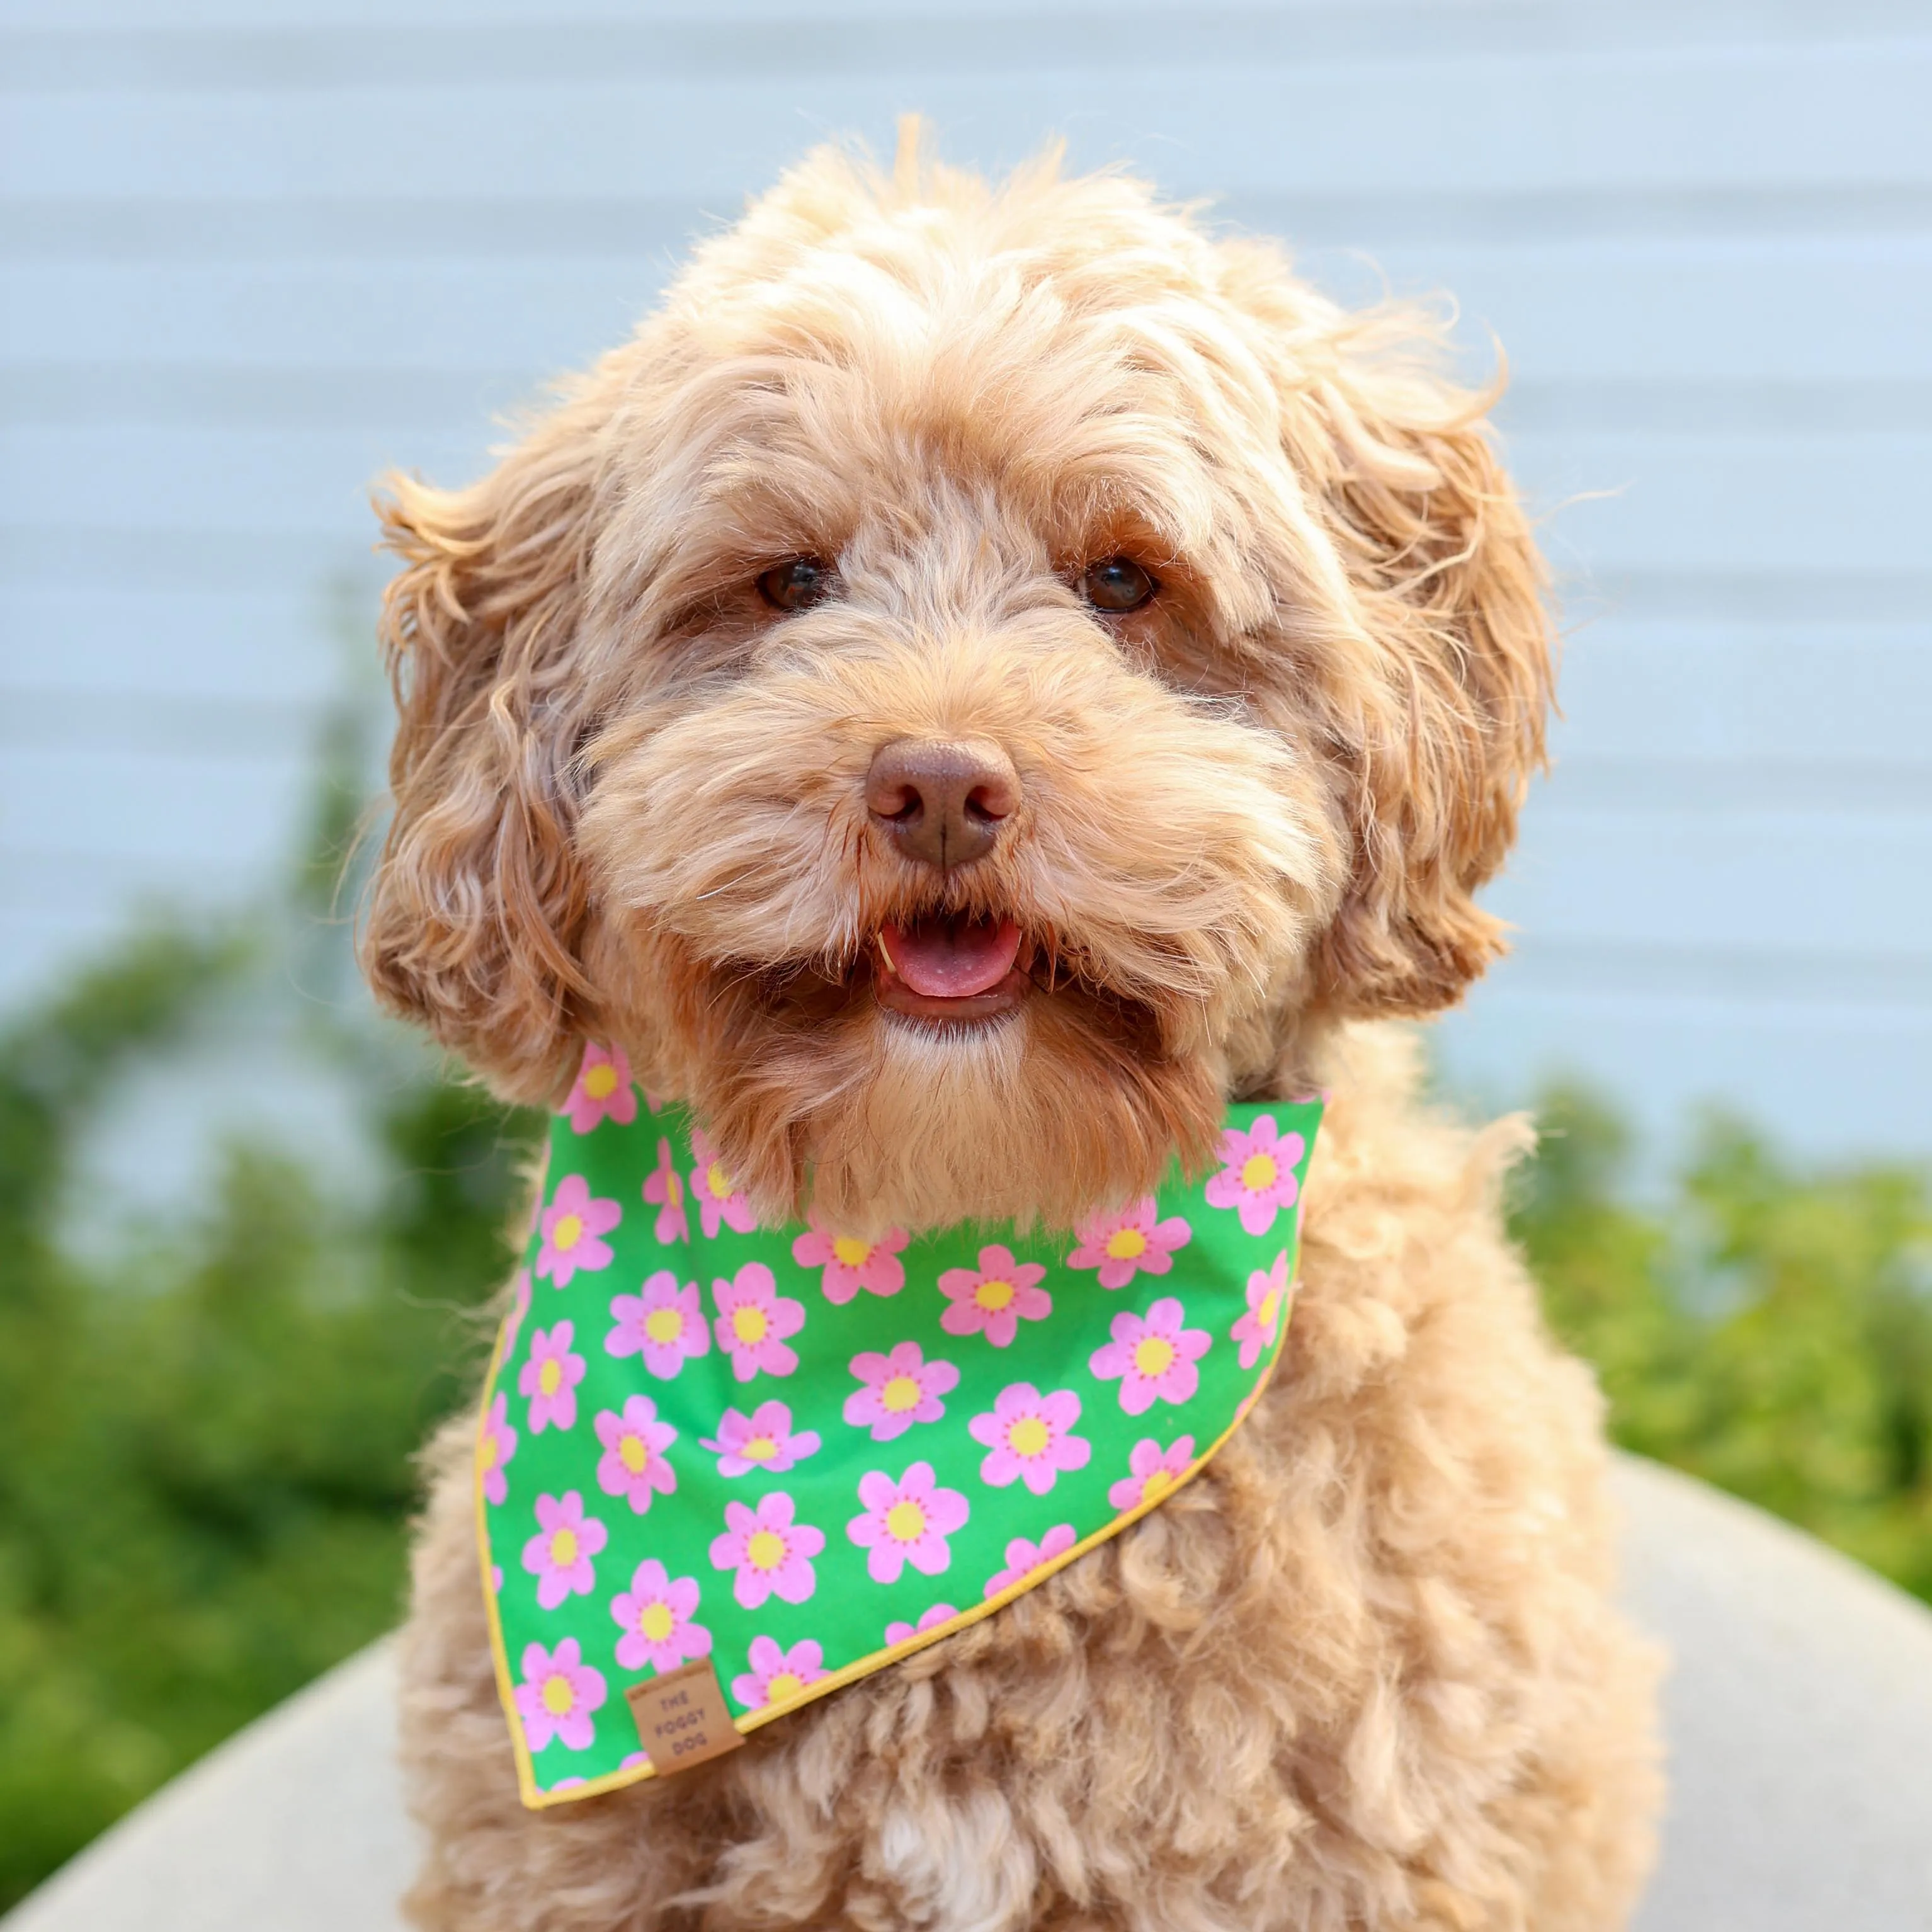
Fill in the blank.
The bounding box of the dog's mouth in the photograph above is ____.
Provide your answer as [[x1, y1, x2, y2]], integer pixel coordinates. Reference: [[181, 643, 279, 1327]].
[[874, 914, 1030, 1025]]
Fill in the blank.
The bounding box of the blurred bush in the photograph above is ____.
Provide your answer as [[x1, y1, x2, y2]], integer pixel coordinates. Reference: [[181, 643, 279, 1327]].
[[0, 926, 1927, 1907]]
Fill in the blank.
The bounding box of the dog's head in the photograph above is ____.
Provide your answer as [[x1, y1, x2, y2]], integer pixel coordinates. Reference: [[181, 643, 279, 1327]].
[[362, 135, 1549, 1232]]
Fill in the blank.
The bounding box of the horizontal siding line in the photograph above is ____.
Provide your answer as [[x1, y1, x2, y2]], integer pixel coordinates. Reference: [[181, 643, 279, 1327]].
[[0, 685, 327, 756], [9, 183, 1932, 264], [1560, 570, 1932, 625], [1495, 936, 1932, 1009], [1538, 759, 1932, 814]]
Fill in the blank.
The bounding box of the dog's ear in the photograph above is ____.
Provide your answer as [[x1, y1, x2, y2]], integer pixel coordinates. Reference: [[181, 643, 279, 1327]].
[[1284, 312, 1554, 1020], [360, 404, 605, 1102]]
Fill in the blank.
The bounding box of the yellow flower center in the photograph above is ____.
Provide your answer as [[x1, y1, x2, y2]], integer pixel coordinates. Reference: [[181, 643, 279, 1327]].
[[732, 1305, 769, 1346], [664, 1171, 683, 1207], [705, 1161, 733, 1201], [885, 1499, 928, 1543], [1008, 1416, 1050, 1457], [766, 1671, 804, 1705], [541, 1674, 575, 1716], [639, 1601, 674, 1643], [479, 1434, 499, 1470], [746, 1529, 787, 1571], [832, 1235, 872, 1268], [644, 1308, 684, 1345], [551, 1212, 584, 1253], [550, 1528, 579, 1567], [975, 1278, 1015, 1312], [618, 1435, 649, 1474], [1258, 1291, 1280, 1333], [880, 1375, 922, 1414], [1240, 1152, 1278, 1193], [1133, 1336, 1176, 1379], [583, 1063, 618, 1100], [1140, 1469, 1176, 1506], [742, 1436, 776, 1462], [538, 1359, 563, 1396], [1105, 1227, 1148, 1261]]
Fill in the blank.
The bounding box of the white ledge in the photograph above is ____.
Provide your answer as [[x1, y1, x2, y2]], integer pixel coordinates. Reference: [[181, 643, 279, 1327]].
[[7, 1457, 1931, 1931]]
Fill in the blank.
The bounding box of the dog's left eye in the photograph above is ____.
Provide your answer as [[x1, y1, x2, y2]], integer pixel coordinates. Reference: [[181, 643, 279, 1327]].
[[1079, 556, 1157, 614], [757, 557, 834, 612]]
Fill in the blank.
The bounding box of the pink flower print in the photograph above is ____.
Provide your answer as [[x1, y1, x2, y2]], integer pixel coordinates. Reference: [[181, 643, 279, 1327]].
[[689, 1128, 756, 1238], [563, 1041, 638, 1135], [1232, 1251, 1293, 1370], [1107, 1435, 1197, 1511], [709, 1492, 824, 1609], [521, 1491, 608, 1611], [712, 1263, 805, 1382], [790, 1210, 908, 1304], [700, 1400, 821, 1477], [501, 1268, 532, 1356], [731, 1635, 824, 1713], [520, 1322, 586, 1433], [642, 1137, 690, 1246], [606, 1271, 710, 1380], [610, 1560, 710, 1674], [1067, 1197, 1192, 1290], [885, 1603, 960, 1645], [537, 1174, 622, 1287], [984, 1523, 1079, 1598], [938, 1245, 1052, 1348], [843, 1342, 960, 1442], [593, 1395, 678, 1514], [478, 1393, 517, 1506], [847, 1462, 971, 1586], [515, 1639, 605, 1753], [1088, 1298, 1211, 1415], [967, 1384, 1091, 1496], [1203, 1114, 1305, 1237]]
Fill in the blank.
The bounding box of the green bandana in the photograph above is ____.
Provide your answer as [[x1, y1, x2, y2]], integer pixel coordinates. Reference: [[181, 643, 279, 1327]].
[[477, 1045, 1322, 1807]]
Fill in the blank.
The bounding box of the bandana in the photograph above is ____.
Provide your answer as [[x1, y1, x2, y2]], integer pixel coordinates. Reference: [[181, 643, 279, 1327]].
[[477, 1046, 1322, 1808]]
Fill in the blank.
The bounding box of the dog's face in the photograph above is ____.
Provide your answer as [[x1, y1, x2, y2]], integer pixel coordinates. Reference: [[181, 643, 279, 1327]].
[[362, 143, 1548, 1233]]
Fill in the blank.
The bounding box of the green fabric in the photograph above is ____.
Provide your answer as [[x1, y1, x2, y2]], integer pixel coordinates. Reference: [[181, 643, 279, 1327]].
[[477, 1047, 1322, 1806]]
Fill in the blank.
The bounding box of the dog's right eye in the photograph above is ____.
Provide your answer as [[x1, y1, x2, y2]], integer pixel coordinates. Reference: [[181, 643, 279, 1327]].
[[757, 557, 834, 613]]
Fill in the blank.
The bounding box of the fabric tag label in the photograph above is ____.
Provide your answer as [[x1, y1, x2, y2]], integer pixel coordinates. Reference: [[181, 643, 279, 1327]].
[[624, 1659, 744, 1774]]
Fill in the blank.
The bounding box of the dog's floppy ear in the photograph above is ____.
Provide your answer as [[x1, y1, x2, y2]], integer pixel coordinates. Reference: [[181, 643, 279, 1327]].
[[1287, 313, 1554, 1020], [360, 403, 605, 1102]]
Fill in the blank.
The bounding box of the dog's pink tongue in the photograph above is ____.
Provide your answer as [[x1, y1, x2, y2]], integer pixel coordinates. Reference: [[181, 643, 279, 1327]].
[[881, 916, 1022, 999]]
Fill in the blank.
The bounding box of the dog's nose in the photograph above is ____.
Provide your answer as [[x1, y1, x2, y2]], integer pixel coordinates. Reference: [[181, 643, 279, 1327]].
[[865, 738, 1020, 870]]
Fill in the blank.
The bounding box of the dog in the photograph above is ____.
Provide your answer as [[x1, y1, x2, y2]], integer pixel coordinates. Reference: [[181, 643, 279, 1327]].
[[361, 128, 1661, 1932]]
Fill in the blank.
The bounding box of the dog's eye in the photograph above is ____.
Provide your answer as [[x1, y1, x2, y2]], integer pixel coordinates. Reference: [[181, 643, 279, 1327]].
[[757, 557, 834, 613], [1079, 556, 1157, 614]]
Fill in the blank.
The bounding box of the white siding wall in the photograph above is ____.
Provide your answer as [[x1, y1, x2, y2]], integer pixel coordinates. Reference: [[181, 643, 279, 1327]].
[[3, 0, 1928, 1162]]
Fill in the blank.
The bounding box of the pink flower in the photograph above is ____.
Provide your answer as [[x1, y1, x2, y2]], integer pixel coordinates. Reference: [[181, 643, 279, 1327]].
[[609, 1560, 710, 1673], [847, 1462, 971, 1585], [514, 1639, 605, 1753], [967, 1384, 1091, 1496], [1231, 1251, 1293, 1370], [519, 1321, 586, 1433], [700, 1400, 821, 1476], [606, 1271, 710, 1379], [984, 1523, 1078, 1598], [689, 1128, 756, 1238], [501, 1268, 532, 1356], [938, 1245, 1052, 1348], [642, 1136, 690, 1246], [537, 1174, 622, 1286], [709, 1492, 824, 1608], [790, 1210, 908, 1303], [477, 1392, 517, 1506], [1067, 1197, 1192, 1290], [562, 1041, 637, 1135], [843, 1342, 960, 1442], [1203, 1114, 1305, 1236], [712, 1263, 805, 1382], [885, 1603, 959, 1645], [731, 1635, 824, 1713], [1088, 1297, 1211, 1415], [1107, 1435, 1196, 1511], [521, 1491, 608, 1610], [593, 1395, 678, 1514]]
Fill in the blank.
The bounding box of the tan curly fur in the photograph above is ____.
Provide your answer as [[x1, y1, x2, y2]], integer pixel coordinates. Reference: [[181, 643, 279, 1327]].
[[365, 127, 1660, 1931]]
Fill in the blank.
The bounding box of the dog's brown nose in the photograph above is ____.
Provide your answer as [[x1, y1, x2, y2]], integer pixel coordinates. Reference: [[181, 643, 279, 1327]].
[[865, 738, 1020, 870]]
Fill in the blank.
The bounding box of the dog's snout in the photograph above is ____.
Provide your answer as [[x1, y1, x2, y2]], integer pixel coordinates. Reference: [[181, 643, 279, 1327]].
[[865, 738, 1019, 870]]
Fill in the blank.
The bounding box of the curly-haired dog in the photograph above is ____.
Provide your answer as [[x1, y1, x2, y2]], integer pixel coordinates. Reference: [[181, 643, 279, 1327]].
[[363, 129, 1661, 1932]]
